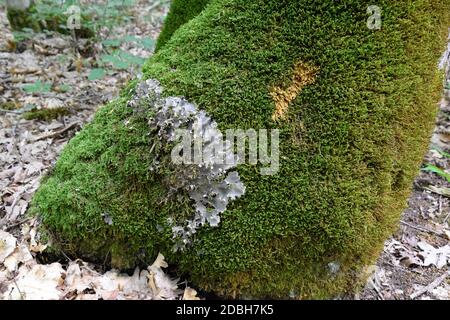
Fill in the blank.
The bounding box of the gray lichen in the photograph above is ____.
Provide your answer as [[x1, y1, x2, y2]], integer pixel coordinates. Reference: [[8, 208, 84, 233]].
[[127, 79, 245, 251], [327, 261, 341, 276]]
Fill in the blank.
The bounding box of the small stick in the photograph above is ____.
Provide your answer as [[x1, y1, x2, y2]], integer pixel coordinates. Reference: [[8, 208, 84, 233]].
[[33, 122, 80, 142], [410, 270, 450, 299], [13, 279, 25, 300], [385, 261, 423, 275], [4, 217, 33, 231], [0, 108, 22, 114], [59, 249, 73, 263], [400, 220, 446, 239], [438, 196, 442, 216], [444, 211, 450, 224], [147, 0, 162, 12], [369, 279, 384, 300]]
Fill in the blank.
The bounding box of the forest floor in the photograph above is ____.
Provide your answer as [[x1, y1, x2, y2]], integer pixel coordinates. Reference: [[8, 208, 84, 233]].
[[1, 1, 450, 300]]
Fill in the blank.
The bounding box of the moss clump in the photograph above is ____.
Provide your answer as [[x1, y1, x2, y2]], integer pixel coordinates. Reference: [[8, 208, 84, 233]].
[[7, 2, 94, 38], [155, 0, 211, 51], [31, 0, 450, 298], [0, 100, 21, 111], [6, 4, 41, 31], [23, 107, 69, 121]]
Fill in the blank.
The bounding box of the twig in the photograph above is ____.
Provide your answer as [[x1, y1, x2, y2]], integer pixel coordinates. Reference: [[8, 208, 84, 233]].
[[0, 108, 22, 114], [7, 188, 28, 221], [438, 196, 442, 216], [385, 261, 423, 275], [13, 278, 25, 300], [78, 260, 101, 276], [59, 249, 73, 263], [410, 270, 450, 299], [149, 142, 156, 154], [400, 220, 447, 239], [4, 217, 33, 231], [147, 0, 163, 12], [444, 211, 450, 224], [102, 248, 111, 271], [369, 279, 384, 300], [33, 122, 80, 142]]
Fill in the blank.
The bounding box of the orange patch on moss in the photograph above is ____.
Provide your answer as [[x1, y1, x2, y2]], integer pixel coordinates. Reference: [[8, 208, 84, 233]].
[[270, 62, 319, 121]]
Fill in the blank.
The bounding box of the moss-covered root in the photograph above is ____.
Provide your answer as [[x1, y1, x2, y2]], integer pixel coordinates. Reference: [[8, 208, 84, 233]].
[[155, 0, 211, 51], [32, 0, 450, 299], [22, 107, 69, 121]]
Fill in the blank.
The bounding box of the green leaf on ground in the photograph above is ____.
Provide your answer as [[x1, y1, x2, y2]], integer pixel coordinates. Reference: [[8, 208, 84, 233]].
[[59, 84, 72, 92], [23, 81, 52, 94], [423, 164, 450, 183], [103, 39, 122, 47], [139, 38, 155, 50], [88, 68, 106, 81], [118, 51, 146, 66], [433, 148, 450, 159]]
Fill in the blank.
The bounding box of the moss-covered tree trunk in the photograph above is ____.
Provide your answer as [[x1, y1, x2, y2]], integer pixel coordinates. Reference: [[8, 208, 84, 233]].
[[155, 0, 211, 51], [6, 0, 40, 31], [32, 0, 450, 299], [6, 0, 94, 37]]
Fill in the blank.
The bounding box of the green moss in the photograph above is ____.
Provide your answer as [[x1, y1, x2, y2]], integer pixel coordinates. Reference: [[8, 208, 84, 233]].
[[155, 0, 211, 51], [23, 108, 69, 121], [31, 0, 450, 299], [7, 3, 94, 38], [0, 101, 21, 111], [39, 14, 95, 38], [7, 5, 41, 31]]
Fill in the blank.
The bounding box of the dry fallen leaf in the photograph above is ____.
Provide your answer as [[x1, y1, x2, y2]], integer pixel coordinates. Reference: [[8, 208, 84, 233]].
[[21, 220, 48, 253], [443, 229, 450, 241], [63, 262, 157, 300], [149, 252, 168, 270], [417, 241, 450, 269], [4, 263, 65, 300], [183, 287, 200, 300], [431, 285, 450, 300], [29, 226, 47, 253], [3, 243, 33, 272], [0, 230, 17, 264], [148, 253, 181, 299]]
